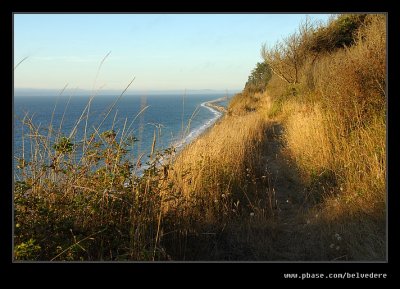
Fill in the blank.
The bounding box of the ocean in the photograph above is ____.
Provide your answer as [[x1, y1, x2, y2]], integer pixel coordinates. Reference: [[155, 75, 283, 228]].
[[13, 93, 230, 173]]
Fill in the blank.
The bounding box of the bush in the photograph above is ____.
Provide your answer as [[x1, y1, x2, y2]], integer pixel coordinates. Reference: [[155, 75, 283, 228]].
[[307, 14, 367, 54]]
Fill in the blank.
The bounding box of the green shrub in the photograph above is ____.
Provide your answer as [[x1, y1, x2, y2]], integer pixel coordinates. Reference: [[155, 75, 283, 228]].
[[14, 239, 41, 260]]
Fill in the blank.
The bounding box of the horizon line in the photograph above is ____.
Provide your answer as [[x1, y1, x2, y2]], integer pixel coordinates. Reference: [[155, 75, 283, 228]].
[[14, 87, 242, 96]]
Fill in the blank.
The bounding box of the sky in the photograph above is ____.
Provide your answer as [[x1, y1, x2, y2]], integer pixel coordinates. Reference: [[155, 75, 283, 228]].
[[14, 14, 332, 94]]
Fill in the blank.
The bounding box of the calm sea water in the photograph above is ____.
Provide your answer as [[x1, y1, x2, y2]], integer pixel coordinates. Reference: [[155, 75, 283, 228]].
[[13, 93, 229, 172]]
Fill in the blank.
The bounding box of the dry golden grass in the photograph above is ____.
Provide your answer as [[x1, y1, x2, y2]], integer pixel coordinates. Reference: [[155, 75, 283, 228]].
[[283, 103, 385, 199], [313, 15, 385, 125], [164, 112, 267, 218], [154, 108, 279, 260], [261, 14, 386, 260], [284, 104, 333, 173]]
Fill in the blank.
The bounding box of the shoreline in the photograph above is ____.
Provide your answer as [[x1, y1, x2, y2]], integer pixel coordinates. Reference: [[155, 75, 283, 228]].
[[168, 97, 227, 155], [174, 96, 227, 150], [203, 97, 228, 113], [142, 96, 228, 176]]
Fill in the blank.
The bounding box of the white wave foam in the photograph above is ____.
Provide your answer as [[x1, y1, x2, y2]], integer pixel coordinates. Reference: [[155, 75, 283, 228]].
[[136, 99, 224, 177], [173, 100, 223, 150]]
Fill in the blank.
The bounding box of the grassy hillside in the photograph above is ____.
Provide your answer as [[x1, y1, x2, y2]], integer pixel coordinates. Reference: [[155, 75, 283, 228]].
[[14, 14, 386, 261], [229, 14, 386, 260]]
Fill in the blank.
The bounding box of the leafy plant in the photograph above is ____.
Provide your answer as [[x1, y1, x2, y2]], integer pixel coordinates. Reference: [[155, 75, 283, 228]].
[[14, 239, 41, 260], [53, 137, 74, 154]]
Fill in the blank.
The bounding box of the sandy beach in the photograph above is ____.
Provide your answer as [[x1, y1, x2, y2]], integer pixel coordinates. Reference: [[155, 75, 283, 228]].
[[203, 96, 228, 113]]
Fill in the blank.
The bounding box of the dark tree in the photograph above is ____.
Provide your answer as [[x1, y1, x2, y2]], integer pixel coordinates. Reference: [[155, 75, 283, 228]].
[[244, 62, 272, 93]]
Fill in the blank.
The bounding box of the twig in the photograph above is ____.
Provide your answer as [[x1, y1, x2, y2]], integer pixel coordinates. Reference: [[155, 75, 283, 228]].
[[50, 228, 107, 261]]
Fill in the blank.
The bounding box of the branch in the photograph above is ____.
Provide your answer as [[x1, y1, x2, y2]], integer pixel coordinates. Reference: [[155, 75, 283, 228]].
[[269, 64, 291, 83]]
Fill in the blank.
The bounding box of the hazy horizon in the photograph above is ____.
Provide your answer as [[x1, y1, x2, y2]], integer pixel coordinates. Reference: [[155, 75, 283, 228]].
[[14, 87, 240, 97]]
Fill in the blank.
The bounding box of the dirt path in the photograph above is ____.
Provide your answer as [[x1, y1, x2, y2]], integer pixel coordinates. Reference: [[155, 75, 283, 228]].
[[163, 119, 379, 261], [163, 120, 320, 261], [261, 122, 312, 260]]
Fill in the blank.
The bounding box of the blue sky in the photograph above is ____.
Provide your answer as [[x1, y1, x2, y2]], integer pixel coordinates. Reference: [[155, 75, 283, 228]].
[[14, 14, 332, 93]]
